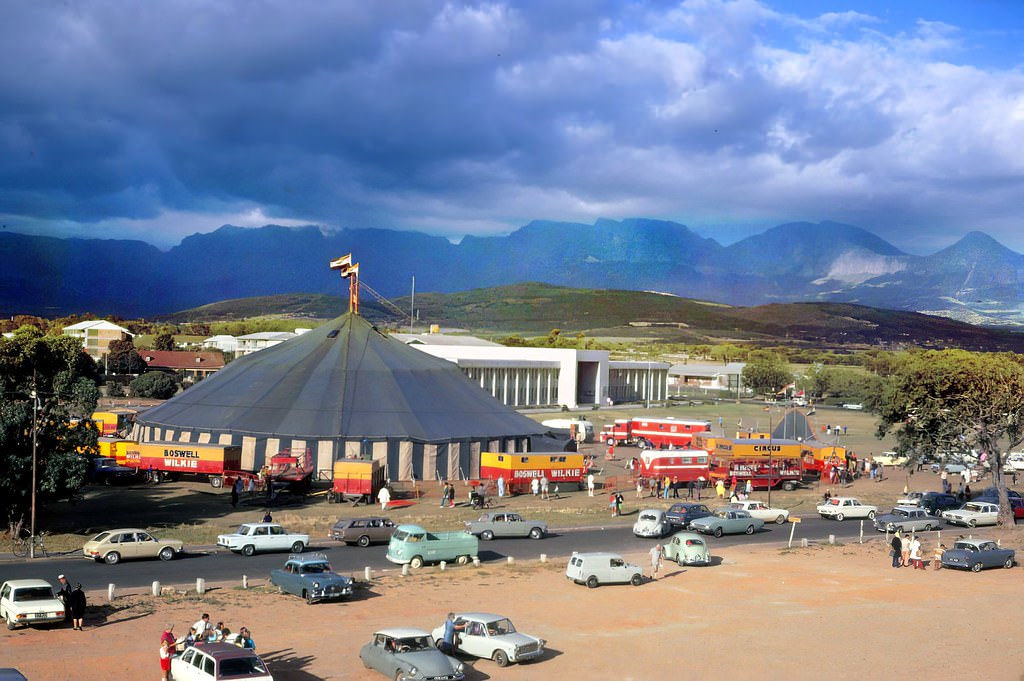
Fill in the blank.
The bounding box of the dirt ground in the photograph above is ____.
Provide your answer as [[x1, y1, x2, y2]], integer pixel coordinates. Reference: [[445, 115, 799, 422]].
[[3, 533, 1024, 681]]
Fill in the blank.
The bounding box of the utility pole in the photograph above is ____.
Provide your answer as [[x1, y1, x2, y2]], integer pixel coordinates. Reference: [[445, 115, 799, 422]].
[[410, 275, 415, 331], [30, 372, 38, 559]]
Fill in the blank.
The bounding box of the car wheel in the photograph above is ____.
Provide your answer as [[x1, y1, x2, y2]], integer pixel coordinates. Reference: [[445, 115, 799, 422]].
[[969, 519, 977, 528], [456, 555, 469, 566], [745, 525, 755, 535], [775, 515, 786, 525], [158, 547, 175, 561], [395, 670, 407, 681], [104, 551, 121, 565], [677, 556, 685, 567], [493, 650, 510, 667], [606, 437, 616, 446], [277, 584, 284, 594], [1005, 557, 1014, 569], [241, 544, 256, 557], [6, 616, 15, 631], [630, 573, 643, 586], [971, 561, 983, 572], [835, 513, 845, 521], [923, 524, 933, 532], [782, 481, 797, 491], [291, 541, 305, 553], [410, 556, 424, 569], [210, 476, 223, 488], [713, 527, 723, 538], [481, 530, 494, 541], [867, 511, 876, 520], [529, 527, 544, 540], [305, 590, 315, 605], [357, 535, 371, 547], [586, 575, 599, 588]]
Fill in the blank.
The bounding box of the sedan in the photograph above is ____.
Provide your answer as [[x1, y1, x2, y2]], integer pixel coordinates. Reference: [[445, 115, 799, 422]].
[[82, 528, 184, 565], [359, 628, 464, 681], [430, 613, 545, 667], [632, 509, 671, 538], [465, 512, 547, 540], [941, 539, 1015, 572], [665, 502, 713, 529], [1, 579, 65, 630], [689, 509, 765, 538], [172, 643, 273, 681], [329, 517, 395, 547], [817, 497, 877, 521], [727, 500, 789, 524], [943, 501, 999, 527], [873, 506, 943, 533]]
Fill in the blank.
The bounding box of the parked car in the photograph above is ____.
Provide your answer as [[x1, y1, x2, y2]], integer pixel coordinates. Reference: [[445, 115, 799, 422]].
[[386, 525, 478, 568], [329, 517, 395, 547], [632, 509, 671, 538], [874, 452, 910, 467], [689, 509, 765, 538], [971, 487, 1022, 502], [91, 457, 143, 485], [873, 506, 943, 533], [942, 501, 999, 527], [1002, 452, 1024, 473], [665, 502, 713, 529], [841, 403, 863, 410], [895, 491, 924, 506], [465, 512, 548, 540], [269, 553, 353, 604], [0, 579, 65, 630], [429, 613, 545, 667], [662, 531, 710, 566], [565, 552, 644, 588], [919, 492, 960, 517], [931, 462, 969, 475], [216, 523, 309, 556], [727, 500, 789, 524], [359, 628, 464, 681], [816, 497, 877, 521], [82, 528, 184, 564], [941, 539, 1015, 572], [171, 642, 274, 680]]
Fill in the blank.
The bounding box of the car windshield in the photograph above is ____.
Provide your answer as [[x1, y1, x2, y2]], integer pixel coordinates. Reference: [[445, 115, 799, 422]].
[[219, 656, 269, 676], [396, 636, 432, 652], [14, 587, 55, 601], [485, 618, 516, 635], [301, 562, 331, 573]]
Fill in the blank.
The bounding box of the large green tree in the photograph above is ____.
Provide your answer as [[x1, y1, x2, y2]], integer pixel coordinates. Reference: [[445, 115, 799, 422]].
[[129, 371, 179, 399], [104, 339, 147, 374], [153, 333, 176, 351], [0, 327, 99, 524], [742, 353, 793, 398], [876, 350, 1024, 525]]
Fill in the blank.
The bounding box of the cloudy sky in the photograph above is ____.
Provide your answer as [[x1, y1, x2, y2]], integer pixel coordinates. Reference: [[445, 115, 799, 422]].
[[2, 0, 1023, 253]]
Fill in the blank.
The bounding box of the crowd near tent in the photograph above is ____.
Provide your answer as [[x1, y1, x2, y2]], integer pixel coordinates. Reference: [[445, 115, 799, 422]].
[[135, 313, 551, 481]]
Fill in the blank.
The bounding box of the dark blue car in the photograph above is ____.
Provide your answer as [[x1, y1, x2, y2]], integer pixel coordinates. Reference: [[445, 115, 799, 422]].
[[665, 502, 713, 529]]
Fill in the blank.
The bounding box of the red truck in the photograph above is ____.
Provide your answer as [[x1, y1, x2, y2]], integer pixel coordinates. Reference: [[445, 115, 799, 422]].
[[601, 417, 710, 449], [327, 459, 385, 504], [709, 456, 804, 491], [124, 441, 244, 487], [636, 449, 711, 483]]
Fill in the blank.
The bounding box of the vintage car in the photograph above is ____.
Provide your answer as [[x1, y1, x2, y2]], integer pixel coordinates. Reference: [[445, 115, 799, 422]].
[[565, 552, 644, 588], [171, 642, 274, 680], [920, 492, 961, 517], [632, 509, 671, 538], [726, 500, 789, 524], [942, 501, 999, 527], [895, 491, 924, 506], [216, 523, 309, 556], [689, 508, 765, 537], [82, 528, 184, 564], [873, 506, 943, 533], [359, 628, 464, 681], [816, 497, 877, 521], [429, 612, 545, 667], [269, 553, 353, 604], [662, 531, 710, 566], [465, 512, 548, 540], [941, 539, 1015, 572], [665, 502, 713, 529], [0, 579, 65, 630], [91, 457, 143, 485], [874, 452, 910, 467], [386, 525, 478, 568], [329, 517, 396, 547]]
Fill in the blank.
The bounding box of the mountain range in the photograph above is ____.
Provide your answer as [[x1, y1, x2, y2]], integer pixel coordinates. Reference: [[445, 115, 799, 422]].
[[3, 219, 1024, 326]]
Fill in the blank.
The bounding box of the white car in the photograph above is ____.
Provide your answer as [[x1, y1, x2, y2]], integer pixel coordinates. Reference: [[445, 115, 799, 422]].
[[841, 403, 864, 410], [172, 642, 274, 680], [942, 501, 999, 527], [1003, 452, 1024, 473], [816, 497, 877, 521], [895, 491, 924, 507], [875, 452, 910, 467], [216, 523, 309, 556], [1, 579, 66, 630], [727, 500, 790, 524], [430, 612, 545, 667], [632, 509, 671, 538], [566, 552, 644, 588]]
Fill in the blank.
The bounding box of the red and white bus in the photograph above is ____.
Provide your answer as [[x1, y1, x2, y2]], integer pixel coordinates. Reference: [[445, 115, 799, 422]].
[[636, 449, 710, 483], [601, 417, 710, 449]]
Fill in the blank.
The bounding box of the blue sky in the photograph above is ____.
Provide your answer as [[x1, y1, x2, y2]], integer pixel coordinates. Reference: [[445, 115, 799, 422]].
[[2, 0, 1023, 253]]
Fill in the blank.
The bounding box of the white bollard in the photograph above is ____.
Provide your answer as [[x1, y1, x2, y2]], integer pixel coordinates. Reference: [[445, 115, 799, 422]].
[[242, 575, 248, 589], [859, 521, 864, 544], [801, 538, 809, 548], [540, 554, 547, 563], [507, 556, 515, 565], [196, 577, 205, 595], [473, 557, 480, 567], [402, 564, 409, 576], [364, 567, 372, 581], [108, 583, 116, 602], [152, 581, 160, 597], [829, 534, 835, 545], [440, 561, 447, 571]]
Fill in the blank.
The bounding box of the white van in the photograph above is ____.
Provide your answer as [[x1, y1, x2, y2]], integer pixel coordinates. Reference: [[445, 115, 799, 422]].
[[1004, 452, 1024, 473], [565, 552, 644, 588]]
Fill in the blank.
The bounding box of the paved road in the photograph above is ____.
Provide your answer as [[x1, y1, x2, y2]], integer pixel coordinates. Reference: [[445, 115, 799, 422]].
[[0, 515, 897, 590]]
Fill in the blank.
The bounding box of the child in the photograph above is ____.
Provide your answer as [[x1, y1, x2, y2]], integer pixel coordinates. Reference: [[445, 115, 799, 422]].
[[933, 543, 946, 570]]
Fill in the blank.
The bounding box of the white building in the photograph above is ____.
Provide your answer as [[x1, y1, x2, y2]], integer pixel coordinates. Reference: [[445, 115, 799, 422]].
[[62, 320, 134, 360], [235, 331, 297, 356], [201, 334, 239, 354], [669, 361, 747, 395]]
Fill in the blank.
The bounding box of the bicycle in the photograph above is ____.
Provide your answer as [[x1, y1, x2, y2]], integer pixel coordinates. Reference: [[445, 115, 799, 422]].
[[12, 531, 48, 558]]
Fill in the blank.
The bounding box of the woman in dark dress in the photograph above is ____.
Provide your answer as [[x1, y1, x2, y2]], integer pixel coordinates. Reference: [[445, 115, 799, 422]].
[[69, 583, 87, 630]]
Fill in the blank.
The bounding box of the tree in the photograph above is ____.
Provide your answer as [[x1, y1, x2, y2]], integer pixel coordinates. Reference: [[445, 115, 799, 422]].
[[153, 333, 176, 351], [104, 339, 147, 374], [129, 372, 179, 399], [876, 350, 1024, 526], [742, 354, 792, 398], [0, 330, 99, 523]]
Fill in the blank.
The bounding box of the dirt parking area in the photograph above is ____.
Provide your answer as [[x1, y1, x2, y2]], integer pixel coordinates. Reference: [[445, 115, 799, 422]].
[[3, 536, 1023, 681]]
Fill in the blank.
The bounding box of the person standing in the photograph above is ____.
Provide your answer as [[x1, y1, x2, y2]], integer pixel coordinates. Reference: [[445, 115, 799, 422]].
[[69, 583, 86, 630], [56, 574, 72, 623], [247, 475, 255, 497], [609, 491, 618, 517], [497, 475, 505, 498], [909, 535, 923, 569], [193, 613, 212, 642], [615, 492, 624, 517], [900, 533, 911, 568], [377, 484, 391, 511], [440, 482, 450, 508], [715, 479, 726, 499], [159, 638, 172, 681], [531, 476, 540, 497], [635, 477, 644, 499], [649, 543, 663, 581], [745, 479, 753, 497], [671, 476, 680, 499], [587, 472, 595, 497], [890, 530, 903, 568], [448, 483, 456, 508], [231, 477, 241, 508], [440, 612, 465, 655], [540, 474, 549, 500]]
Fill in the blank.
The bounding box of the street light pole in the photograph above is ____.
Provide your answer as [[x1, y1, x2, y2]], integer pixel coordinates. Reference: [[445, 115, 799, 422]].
[[30, 375, 38, 559], [768, 411, 773, 507]]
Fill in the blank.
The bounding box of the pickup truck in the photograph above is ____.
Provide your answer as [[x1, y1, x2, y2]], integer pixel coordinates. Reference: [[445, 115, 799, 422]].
[[217, 522, 309, 557], [385, 524, 478, 569], [269, 553, 353, 604]]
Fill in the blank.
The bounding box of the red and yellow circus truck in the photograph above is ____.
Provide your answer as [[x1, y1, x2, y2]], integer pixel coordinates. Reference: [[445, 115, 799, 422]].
[[479, 452, 588, 493], [99, 436, 138, 461], [708, 438, 806, 490], [124, 441, 244, 487], [90, 409, 137, 437], [636, 449, 711, 483], [801, 442, 849, 480], [600, 417, 710, 449], [327, 459, 385, 504]]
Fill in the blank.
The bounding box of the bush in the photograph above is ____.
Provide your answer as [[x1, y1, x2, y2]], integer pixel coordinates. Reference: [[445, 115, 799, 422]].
[[129, 372, 179, 399]]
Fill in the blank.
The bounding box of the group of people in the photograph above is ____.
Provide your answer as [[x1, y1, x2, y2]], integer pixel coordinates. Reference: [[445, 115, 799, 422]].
[[56, 574, 87, 630], [889, 530, 946, 570], [439, 482, 458, 508], [159, 616, 256, 680], [530, 475, 552, 499]]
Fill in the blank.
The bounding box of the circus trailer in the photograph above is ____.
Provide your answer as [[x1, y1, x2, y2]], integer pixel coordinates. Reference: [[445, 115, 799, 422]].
[[479, 452, 588, 493], [601, 417, 710, 449], [708, 456, 804, 491], [128, 441, 244, 487], [801, 442, 849, 480], [266, 448, 315, 492], [101, 437, 138, 463], [328, 459, 386, 504], [636, 449, 711, 483], [90, 409, 137, 437]]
